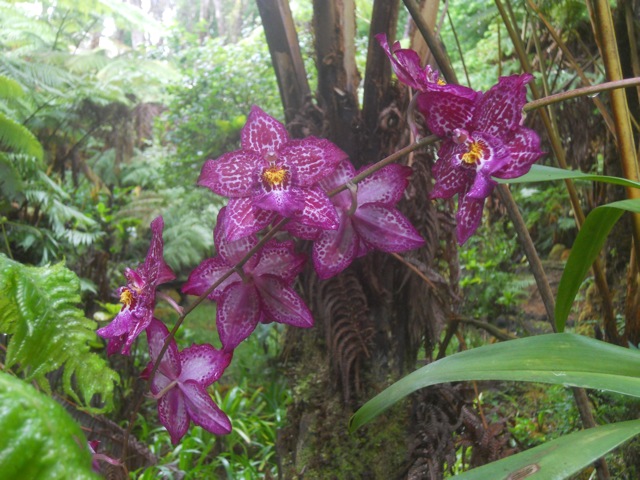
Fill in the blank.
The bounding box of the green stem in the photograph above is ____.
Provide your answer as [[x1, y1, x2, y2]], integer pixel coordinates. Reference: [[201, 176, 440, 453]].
[[524, 77, 640, 112], [1, 221, 13, 260]]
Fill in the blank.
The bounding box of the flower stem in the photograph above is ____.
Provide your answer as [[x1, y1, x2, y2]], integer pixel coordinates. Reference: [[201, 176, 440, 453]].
[[524, 77, 640, 112]]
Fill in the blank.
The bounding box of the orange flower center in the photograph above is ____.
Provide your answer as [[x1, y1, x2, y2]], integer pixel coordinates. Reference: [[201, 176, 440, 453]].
[[437, 78, 447, 86], [262, 165, 289, 187], [461, 140, 487, 165]]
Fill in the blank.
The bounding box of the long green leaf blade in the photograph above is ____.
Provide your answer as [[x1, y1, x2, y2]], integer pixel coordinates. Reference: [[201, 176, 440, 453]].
[[555, 199, 640, 331], [496, 164, 640, 189], [349, 333, 640, 432], [453, 419, 640, 479]]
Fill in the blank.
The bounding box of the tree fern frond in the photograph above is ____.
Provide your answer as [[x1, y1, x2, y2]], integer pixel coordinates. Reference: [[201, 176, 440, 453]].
[[65, 49, 110, 74], [0, 111, 43, 159], [0, 74, 24, 99], [0, 255, 118, 412], [0, 153, 24, 202]]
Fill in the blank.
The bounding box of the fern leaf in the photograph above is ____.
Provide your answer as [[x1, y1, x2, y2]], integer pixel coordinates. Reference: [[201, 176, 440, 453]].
[[0, 255, 118, 413], [0, 111, 43, 160], [0, 74, 24, 99]]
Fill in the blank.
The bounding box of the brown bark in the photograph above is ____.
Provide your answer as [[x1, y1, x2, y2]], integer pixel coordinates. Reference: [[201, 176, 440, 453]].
[[312, 0, 361, 159], [258, 1, 462, 477], [362, 0, 400, 143], [256, 0, 311, 123]]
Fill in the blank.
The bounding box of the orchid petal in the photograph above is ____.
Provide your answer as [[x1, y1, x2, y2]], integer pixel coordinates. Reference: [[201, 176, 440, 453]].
[[292, 185, 339, 229], [198, 152, 262, 197], [179, 344, 232, 385], [467, 172, 497, 200], [456, 194, 485, 245], [312, 215, 358, 279], [217, 282, 261, 351], [242, 105, 289, 156], [121, 311, 154, 356], [430, 144, 473, 199], [417, 89, 480, 137], [158, 388, 189, 445], [105, 335, 126, 357], [146, 318, 180, 382], [375, 33, 430, 91], [252, 184, 305, 217], [214, 207, 259, 264], [144, 216, 176, 285], [496, 127, 544, 179], [96, 308, 134, 339], [181, 381, 232, 435], [318, 159, 355, 194], [253, 240, 307, 283], [224, 197, 276, 241], [279, 138, 347, 186], [256, 276, 314, 328], [353, 204, 424, 252], [182, 257, 240, 301], [473, 74, 533, 138], [357, 164, 411, 205], [283, 220, 321, 240]]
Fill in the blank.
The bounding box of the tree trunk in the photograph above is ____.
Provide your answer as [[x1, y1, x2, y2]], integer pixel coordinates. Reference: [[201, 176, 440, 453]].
[[258, 1, 463, 477]]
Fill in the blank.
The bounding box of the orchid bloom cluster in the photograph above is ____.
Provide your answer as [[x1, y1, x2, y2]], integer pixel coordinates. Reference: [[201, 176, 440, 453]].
[[97, 105, 424, 443], [377, 34, 544, 244], [96, 32, 544, 447]]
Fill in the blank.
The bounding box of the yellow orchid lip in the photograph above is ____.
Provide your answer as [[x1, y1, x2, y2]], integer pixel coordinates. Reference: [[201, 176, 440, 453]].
[[461, 139, 489, 165], [119, 288, 136, 308], [261, 165, 290, 188]]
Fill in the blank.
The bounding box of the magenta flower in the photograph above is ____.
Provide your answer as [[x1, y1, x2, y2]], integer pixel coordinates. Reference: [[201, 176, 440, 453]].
[[290, 160, 424, 279], [97, 216, 176, 355], [423, 74, 543, 244], [142, 318, 232, 444], [198, 106, 347, 241], [182, 207, 313, 351]]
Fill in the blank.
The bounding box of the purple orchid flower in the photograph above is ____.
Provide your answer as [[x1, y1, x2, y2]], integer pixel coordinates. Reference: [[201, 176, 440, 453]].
[[141, 318, 232, 444], [97, 216, 176, 356], [422, 74, 543, 244], [288, 160, 424, 279], [182, 207, 313, 351], [198, 106, 347, 241]]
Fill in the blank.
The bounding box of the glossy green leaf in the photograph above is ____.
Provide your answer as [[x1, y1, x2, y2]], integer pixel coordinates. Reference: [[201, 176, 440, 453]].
[[349, 333, 640, 432], [0, 254, 119, 412], [495, 164, 640, 189], [0, 372, 100, 480], [555, 199, 640, 331], [453, 419, 640, 479]]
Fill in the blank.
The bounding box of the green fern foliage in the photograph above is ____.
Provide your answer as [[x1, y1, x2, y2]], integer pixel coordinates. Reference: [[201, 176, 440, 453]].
[[0, 111, 43, 160], [0, 254, 118, 413]]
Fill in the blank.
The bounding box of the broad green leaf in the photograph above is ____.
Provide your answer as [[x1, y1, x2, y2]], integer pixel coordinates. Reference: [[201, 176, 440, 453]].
[[0, 254, 119, 413], [0, 372, 100, 480], [496, 164, 640, 189], [349, 333, 640, 432], [555, 199, 640, 331], [453, 419, 640, 479]]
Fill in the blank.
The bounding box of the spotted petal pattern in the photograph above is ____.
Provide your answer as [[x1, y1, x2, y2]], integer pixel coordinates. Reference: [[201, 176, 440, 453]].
[[305, 160, 424, 279], [199, 105, 346, 241], [97, 216, 176, 356], [144, 319, 232, 444], [184, 233, 312, 351]]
